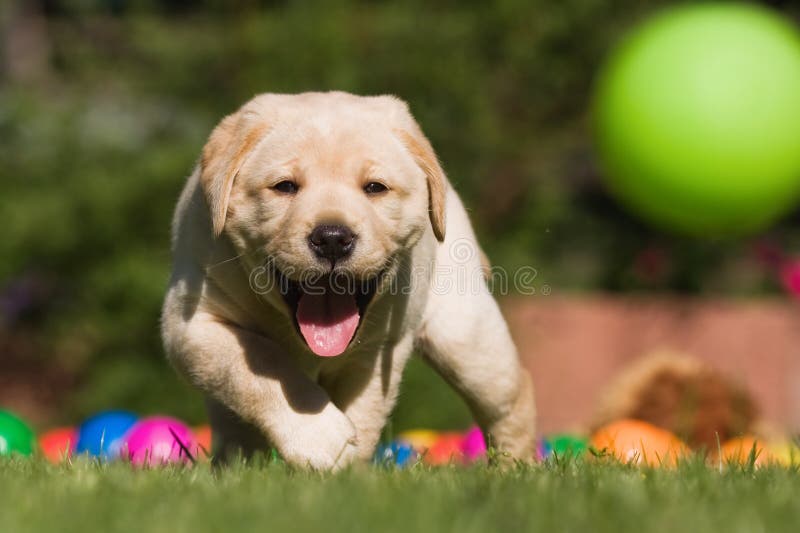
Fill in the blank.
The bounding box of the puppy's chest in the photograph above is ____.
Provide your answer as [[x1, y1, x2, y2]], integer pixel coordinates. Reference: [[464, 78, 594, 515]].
[[269, 333, 368, 380], [307, 336, 403, 389]]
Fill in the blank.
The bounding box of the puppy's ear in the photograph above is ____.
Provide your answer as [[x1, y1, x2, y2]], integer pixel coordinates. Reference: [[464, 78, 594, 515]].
[[200, 111, 268, 237], [395, 128, 447, 242]]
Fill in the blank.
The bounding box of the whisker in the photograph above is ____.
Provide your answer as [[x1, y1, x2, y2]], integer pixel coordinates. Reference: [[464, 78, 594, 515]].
[[206, 253, 246, 270], [206, 248, 263, 271]]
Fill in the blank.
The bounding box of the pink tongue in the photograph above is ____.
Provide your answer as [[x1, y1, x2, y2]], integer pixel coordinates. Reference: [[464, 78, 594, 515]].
[[296, 291, 360, 357]]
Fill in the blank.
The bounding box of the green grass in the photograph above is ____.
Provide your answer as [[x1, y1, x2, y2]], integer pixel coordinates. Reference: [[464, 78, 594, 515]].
[[2, 456, 800, 533]]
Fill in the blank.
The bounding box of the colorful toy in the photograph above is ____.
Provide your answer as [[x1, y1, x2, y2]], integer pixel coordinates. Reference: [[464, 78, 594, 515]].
[[593, 3, 800, 236], [396, 429, 439, 452], [767, 439, 800, 466], [38, 427, 76, 463], [591, 419, 688, 467], [75, 410, 138, 459], [461, 426, 487, 462], [374, 441, 416, 467], [536, 439, 552, 461], [716, 435, 772, 466], [546, 434, 588, 458], [193, 425, 212, 459], [424, 432, 464, 465], [0, 409, 35, 456], [123, 416, 197, 466]]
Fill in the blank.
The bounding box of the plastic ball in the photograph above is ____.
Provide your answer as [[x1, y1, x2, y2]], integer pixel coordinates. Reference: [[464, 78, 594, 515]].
[[123, 416, 197, 466], [536, 439, 552, 461], [767, 440, 800, 466], [38, 427, 76, 463], [424, 433, 464, 465], [545, 434, 588, 458], [460, 426, 487, 462], [0, 410, 35, 456], [716, 435, 772, 466], [593, 3, 800, 237], [75, 410, 138, 459], [193, 425, 212, 460], [396, 429, 439, 453], [591, 419, 688, 467], [374, 441, 416, 467]]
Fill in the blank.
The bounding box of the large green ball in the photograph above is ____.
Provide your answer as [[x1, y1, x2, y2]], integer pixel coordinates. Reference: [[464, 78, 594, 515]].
[[593, 4, 800, 236], [0, 410, 35, 456]]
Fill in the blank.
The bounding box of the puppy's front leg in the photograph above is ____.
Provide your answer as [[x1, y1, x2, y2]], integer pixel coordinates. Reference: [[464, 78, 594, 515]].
[[164, 313, 359, 470], [322, 335, 416, 461]]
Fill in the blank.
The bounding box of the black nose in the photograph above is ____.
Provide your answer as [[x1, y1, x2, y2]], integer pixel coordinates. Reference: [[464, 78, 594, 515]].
[[308, 225, 356, 262]]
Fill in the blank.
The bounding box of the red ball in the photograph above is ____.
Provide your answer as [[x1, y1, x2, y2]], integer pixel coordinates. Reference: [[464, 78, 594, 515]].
[[38, 427, 76, 463], [424, 433, 465, 465]]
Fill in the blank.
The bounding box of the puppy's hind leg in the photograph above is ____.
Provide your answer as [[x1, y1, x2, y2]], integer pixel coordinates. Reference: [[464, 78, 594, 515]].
[[416, 216, 536, 460], [417, 287, 536, 460]]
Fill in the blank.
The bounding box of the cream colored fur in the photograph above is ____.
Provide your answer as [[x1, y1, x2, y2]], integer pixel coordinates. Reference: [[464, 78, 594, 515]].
[[161, 91, 535, 470]]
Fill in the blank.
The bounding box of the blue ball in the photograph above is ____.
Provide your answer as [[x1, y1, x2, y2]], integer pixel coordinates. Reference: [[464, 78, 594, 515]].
[[75, 410, 138, 459], [538, 438, 553, 459], [374, 441, 416, 467]]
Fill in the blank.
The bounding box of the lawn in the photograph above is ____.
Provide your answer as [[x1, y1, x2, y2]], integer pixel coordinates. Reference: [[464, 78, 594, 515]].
[[2, 456, 799, 533]]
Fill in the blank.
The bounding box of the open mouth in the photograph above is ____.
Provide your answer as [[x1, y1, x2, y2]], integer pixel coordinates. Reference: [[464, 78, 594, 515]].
[[275, 269, 380, 357]]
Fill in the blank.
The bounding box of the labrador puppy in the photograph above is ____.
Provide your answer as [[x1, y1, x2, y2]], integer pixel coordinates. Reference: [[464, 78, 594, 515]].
[[161, 92, 535, 469]]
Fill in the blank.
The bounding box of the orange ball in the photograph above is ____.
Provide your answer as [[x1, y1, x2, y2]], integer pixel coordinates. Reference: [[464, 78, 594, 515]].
[[193, 425, 212, 460], [38, 427, 76, 463], [716, 436, 772, 466], [591, 419, 688, 467], [423, 433, 464, 465]]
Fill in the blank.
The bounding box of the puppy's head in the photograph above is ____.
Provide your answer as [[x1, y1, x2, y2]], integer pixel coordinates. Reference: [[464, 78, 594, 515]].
[[199, 92, 447, 357]]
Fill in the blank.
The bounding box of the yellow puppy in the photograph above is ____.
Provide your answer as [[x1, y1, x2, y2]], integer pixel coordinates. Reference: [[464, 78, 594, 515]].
[[161, 92, 535, 469]]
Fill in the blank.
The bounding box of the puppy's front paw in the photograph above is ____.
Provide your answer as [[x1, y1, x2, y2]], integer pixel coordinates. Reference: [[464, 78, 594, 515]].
[[277, 405, 359, 471]]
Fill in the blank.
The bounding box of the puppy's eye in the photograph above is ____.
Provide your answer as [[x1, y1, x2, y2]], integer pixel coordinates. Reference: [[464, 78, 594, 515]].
[[363, 181, 388, 195], [272, 180, 299, 194]]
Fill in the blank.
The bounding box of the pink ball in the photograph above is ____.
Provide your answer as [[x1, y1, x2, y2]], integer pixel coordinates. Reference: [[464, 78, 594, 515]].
[[123, 417, 196, 466], [461, 426, 487, 461]]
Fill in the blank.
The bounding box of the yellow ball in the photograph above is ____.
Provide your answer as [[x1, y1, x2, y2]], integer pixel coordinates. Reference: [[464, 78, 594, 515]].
[[396, 429, 440, 451]]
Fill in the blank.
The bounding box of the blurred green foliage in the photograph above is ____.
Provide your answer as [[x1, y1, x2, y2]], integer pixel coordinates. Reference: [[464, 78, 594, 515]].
[[1, 0, 799, 429]]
